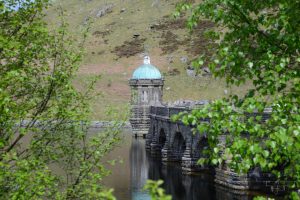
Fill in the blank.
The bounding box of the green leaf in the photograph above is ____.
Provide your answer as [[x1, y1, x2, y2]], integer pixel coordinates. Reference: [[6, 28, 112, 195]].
[[212, 159, 218, 165]]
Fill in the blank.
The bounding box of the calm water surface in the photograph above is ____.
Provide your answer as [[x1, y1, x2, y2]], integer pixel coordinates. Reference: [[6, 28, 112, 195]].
[[103, 130, 264, 200]]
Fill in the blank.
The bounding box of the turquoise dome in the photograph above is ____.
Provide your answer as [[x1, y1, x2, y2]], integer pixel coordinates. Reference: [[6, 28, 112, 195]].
[[132, 64, 162, 79]]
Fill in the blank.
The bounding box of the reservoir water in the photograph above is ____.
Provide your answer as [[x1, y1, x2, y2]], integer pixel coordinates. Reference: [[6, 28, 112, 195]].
[[103, 130, 264, 200]]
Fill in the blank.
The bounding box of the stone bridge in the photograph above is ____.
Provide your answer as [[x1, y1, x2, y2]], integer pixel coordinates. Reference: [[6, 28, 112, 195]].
[[145, 104, 285, 194], [145, 104, 209, 173]]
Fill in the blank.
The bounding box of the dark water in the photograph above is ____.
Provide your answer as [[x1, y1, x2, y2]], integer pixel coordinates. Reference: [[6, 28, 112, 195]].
[[103, 131, 262, 200]]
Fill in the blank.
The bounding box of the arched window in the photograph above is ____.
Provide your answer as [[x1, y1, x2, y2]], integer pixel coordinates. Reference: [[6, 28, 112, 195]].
[[154, 92, 159, 102], [142, 91, 148, 102]]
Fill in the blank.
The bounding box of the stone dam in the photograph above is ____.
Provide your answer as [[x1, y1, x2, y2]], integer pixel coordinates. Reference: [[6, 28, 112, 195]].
[[129, 56, 287, 195]]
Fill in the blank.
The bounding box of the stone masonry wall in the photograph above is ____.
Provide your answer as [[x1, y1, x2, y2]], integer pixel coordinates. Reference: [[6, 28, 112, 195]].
[[146, 104, 288, 194]]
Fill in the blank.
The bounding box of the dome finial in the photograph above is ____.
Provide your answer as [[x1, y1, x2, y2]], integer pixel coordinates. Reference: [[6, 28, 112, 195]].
[[143, 55, 151, 65]]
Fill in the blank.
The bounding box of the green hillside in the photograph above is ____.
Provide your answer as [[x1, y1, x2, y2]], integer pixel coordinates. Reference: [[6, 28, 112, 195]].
[[46, 0, 250, 120]]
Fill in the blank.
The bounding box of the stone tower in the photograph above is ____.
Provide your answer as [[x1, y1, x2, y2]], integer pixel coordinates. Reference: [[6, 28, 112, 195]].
[[129, 56, 164, 137]]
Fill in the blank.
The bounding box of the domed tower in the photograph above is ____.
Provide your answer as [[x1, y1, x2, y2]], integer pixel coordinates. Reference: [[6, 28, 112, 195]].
[[129, 56, 164, 137]]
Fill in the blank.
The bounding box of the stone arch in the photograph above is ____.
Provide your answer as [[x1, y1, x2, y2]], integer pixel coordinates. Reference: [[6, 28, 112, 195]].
[[152, 125, 156, 136], [172, 132, 186, 161], [193, 136, 209, 159], [158, 129, 167, 149]]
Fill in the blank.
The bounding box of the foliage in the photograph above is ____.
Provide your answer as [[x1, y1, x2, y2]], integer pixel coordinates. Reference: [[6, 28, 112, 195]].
[[0, 0, 125, 199], [174, 0, 300, 192], [253, 191, 300, 200], [290, 192, 300, 200], [144, 180, 172, 200], [253, 197, 274, 200]]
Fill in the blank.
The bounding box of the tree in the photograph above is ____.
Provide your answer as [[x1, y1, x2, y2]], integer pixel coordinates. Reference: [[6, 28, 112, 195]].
[[0, 0, 124, 199], [174, 0, 300, 196]]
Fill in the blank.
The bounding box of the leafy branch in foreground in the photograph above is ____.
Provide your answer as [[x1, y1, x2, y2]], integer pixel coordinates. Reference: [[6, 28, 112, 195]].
[[144, 180, 172, 200], [0, 0, 124, 199], [174, 0, 300, 195]]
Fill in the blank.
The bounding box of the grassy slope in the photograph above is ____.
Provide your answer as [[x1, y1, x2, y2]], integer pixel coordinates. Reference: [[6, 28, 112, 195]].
[[46, 0, 250, 120]]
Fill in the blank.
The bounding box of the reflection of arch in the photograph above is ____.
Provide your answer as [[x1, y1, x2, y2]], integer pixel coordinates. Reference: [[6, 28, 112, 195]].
[[158, 129, 166, 149], [173, 132, 186, 160]]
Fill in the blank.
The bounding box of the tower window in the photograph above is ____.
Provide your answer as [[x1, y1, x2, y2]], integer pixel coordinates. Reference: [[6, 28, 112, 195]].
[[154, 92, 159, 102], [142, 91, 148, 102]]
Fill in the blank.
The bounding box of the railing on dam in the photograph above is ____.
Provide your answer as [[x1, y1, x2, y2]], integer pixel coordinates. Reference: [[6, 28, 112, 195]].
[[150, 106, 189, 118], [150, 104, 272, 122], [150, 100, 210, 119]]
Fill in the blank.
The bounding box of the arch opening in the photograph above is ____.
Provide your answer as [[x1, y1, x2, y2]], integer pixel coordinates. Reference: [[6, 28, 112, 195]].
[[172, 132, 186, 161], [158, 129, 166, 149], [194, 137, 209, 158], [152, 125, 155, 137]]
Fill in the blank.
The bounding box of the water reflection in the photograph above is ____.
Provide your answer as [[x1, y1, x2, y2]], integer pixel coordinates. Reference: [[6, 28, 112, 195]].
[[130, 138, 150, 200], [130, 139, 216, 200], [105, 134, 258, 200], [146, 151, 216, 200]]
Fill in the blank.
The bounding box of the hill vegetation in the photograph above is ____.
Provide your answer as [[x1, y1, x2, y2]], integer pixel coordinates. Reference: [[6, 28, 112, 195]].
[[46, 0, 251, 120]]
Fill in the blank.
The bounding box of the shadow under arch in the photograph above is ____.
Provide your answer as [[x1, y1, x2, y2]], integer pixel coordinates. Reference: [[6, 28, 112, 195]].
[[172, 132, 186, 161], [158, 129, 166, 150], [194, 136, 209, 158], [152, 125, 156, 137]]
